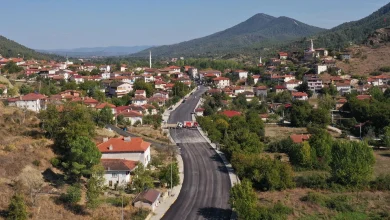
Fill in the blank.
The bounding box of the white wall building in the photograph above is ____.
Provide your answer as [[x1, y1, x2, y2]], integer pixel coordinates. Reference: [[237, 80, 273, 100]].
[[101, 159, 137, 189], [98, 136, 151, 166], [7, 93, 47, 112]]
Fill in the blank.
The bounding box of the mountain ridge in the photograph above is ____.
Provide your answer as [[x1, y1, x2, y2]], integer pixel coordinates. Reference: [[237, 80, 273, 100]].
[[131, 13, 327, 57]]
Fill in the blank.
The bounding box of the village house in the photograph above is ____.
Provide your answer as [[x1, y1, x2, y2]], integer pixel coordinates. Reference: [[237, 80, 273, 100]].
[[254, 86, 268, 99], [304, 75, 323, 92], [133, 189, 161, 211], [336, 82, 351, 95], [148, 97, 167, 107], [242, 91, 255, 102], [290, 134, 311, 143], [101, 159, 138, 189], [285, 79, 302, 91], [168, 65, 181, 72], [82, 97, 99, 108], [188, 67, 198, 79], [220, 110, 241, 118], [154, 80, 167, 90], [316, 64, 328, 74], [340, 52, 352, 60], [135, 90, 147, 97], [213, 77, 230, 88], [199, 70, 221, 80], [274, 85, 287, 94], [108, 82, 133, 98], [7, 93, 47, 112], [252, 75, 260, 84], [233, 70, 248, 79], [97, 136, 151, 166], [133, 95, 148, 106], [278, 52, 288, 60], [336, 98, 347, 110], [315, 48, 329, 57], [117, 109, 143, 124], [96, 103, 116, 115], [292, 92, 309, 101], [232, 86, 245, 95], [195, 108, 204, 117]]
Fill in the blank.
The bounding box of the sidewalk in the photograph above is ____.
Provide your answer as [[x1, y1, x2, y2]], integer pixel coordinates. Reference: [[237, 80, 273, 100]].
[[146, 153, 184, 220]]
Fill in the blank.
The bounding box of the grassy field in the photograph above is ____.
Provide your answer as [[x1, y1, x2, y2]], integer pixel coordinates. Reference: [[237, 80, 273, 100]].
[[265, 124, 308, 141]]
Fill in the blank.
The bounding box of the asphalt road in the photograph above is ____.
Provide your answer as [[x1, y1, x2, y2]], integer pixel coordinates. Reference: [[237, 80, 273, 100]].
[[162, 86, 232, 220]]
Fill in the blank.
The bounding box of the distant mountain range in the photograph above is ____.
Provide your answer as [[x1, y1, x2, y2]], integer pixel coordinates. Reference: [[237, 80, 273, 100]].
[[37, 46, 153, 58], [132, 13, 327, 58]]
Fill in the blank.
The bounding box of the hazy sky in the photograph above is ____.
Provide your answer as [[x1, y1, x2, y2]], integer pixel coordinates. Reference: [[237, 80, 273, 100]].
[[1, 0, 388, 49]]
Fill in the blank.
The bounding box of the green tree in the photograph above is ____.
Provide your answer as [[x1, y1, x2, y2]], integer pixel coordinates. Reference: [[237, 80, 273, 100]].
[[86, 165, 105, 209], [39, 104, 60, 138], [62, 136, 102, 180], [3, 61, 23, 74], [291, 101, 312, 127], [246, 74, 254, 86], [159, 162, 180, 188], [383, 126, 390, 148], [62, 81, 78, 91], [230, 179, 259, 220], [309, 108, 331, 128], [330, 141, 375, 186], [133, 79, 154, 97], [7, 87, 17, 97], [95, 106, 113, 127], [7, 194, 27, 220], [172, 81, 189, 98], [318, 94, 336, 110], [19, 84, 33, 95], [61, 184, 82, 205], [131, 163, 153, 193]]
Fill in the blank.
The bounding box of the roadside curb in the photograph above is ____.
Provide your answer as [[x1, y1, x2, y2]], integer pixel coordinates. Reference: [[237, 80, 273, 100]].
[[192, 98, 240, 186]]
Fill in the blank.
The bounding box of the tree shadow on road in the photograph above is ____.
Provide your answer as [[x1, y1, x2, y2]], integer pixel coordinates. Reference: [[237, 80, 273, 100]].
[[197, 207, 232, 220]]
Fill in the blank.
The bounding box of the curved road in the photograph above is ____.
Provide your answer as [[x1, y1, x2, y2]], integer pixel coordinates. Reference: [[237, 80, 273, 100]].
[[162, 86, 232, 220]]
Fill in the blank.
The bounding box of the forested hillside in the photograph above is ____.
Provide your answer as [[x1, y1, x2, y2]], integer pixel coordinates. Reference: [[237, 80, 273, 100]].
[[0, 35, 62, 60], [284, 2, 390, 51]]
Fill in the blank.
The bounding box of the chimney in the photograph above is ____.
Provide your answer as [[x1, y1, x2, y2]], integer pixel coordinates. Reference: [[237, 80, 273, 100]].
[[124, 136, 131, 142], [108, 145, 113, 151], [103, 137, 109, 142]]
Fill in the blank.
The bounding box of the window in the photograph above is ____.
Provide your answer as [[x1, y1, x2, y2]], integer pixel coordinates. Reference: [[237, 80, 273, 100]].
[[112, 173, 118, 178], [109, 181, 112, 187]]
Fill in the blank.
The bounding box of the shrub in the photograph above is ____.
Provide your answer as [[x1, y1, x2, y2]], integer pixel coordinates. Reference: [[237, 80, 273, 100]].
[[371, 174, 390, 190], [4, 144, 16, 152], [106, 196, 131, 207], [334, 212, 367, 220], [32, 160, 40, 167], [258, 202, 293, 219], [379, 66, 390, 72], [50, 157, 60, 167], [325, 195, 354, 212], [60, 185, 82, 205], [296, 173, 329, 189], [300, 192, 328, 206]]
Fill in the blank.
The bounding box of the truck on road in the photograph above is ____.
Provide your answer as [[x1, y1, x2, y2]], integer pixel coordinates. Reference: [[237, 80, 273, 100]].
[[183, 121, 199, 128]]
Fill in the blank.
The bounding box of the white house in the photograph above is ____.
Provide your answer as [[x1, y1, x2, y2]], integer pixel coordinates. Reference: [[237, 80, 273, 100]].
[[135, 90, 147, 97], [212, 77, 230, 88], [188, 67, 198, 79], [109, 82, 133, 98], [101, 159, 137, 189], [234, 70, 248, 79], [97, 136, 151, 166], [133, 189, 161, 211], [118, 109, 143, 125], [7, 93, 47, 112], [101, 72, 111, 79], [285, 79, 302, 91], [336, 82, 351, 95], [292, 92, 308, 101], [316, 65, 328, 74], [195, 108, 204, 117], [252, 75, 261, 84], [254, 86, 268, 99]]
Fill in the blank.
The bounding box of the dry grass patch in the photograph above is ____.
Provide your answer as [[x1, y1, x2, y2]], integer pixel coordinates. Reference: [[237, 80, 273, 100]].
[[265, 124, 307, 141]]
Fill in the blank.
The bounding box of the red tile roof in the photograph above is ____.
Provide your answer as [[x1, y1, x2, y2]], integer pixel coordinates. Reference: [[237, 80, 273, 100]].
[[97, 137, 151, 153], [8, 93, 47, 102], [213, 77, 230, 81], [96, 102, 116, 109], [134, 189, 161, 204], [274, 85, 287, 90], [118, 110, 143, 117], [290, 134, 311, 143], [356, 95, 371, 100], [220, 110, 241, 118], [101, 159, 138, 171], [292, 92, 308, 97], [256, 86, 267, 90]]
